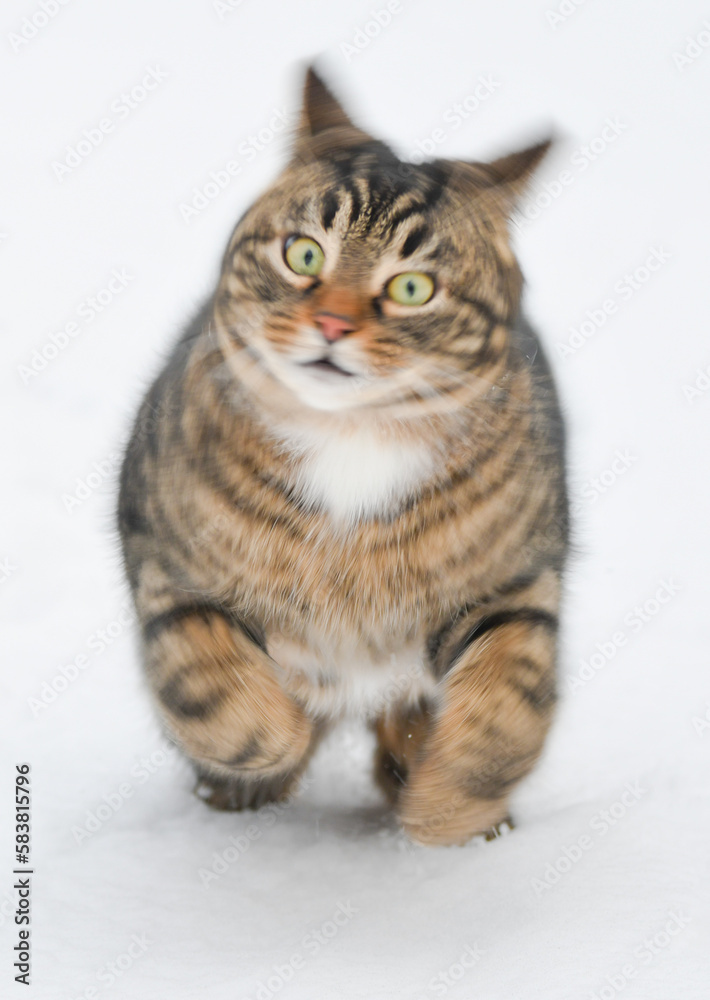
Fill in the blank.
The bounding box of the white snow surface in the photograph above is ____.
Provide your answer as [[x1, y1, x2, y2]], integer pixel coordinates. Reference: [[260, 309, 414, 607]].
[[2, 1, 710, 997]]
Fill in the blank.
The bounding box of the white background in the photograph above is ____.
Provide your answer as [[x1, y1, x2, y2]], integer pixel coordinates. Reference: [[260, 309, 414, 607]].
[[2, 0, 709, 997]]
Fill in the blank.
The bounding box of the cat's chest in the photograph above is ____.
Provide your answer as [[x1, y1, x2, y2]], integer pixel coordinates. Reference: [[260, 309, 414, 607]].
[[244, 423, 446, 718], [265, 628, 437, 720], [272, 420, 437, 523]]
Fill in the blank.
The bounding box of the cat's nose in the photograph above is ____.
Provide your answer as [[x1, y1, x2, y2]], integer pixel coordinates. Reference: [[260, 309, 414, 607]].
[[313, 312, 357, 343]]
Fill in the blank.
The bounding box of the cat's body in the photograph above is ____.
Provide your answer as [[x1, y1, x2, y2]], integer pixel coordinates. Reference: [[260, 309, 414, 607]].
[[118, 69, 567, 845]]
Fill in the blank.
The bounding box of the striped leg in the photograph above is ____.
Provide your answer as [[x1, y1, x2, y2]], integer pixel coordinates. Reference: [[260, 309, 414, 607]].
[[400, 596, 559, 846], [373, 700, 431, 806], [141, 602, 318, 810]]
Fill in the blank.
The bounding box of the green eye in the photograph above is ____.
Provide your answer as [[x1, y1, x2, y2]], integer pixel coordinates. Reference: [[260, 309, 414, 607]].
[[386, 272, 435, 306], [284, 236, 325, 277]]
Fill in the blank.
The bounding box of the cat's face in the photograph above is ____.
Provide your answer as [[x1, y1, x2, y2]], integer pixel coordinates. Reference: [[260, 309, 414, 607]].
[[214, 69, 549, 415]]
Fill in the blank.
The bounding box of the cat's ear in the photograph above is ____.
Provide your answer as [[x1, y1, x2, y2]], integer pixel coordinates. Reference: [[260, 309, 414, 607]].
[[456, 137, 553, 212], [293, 66, 374, 161], [485, 138, 552, 201]]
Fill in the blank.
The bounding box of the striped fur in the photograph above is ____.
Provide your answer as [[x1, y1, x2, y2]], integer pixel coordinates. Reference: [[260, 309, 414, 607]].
[[118, 68, 568, 845]]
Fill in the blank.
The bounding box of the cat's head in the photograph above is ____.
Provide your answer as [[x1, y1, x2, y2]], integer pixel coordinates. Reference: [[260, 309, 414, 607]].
[[214, 67, 549, 416]]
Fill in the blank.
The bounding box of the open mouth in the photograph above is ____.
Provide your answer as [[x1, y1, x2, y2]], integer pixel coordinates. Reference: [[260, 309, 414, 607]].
[[301, 357, 355, 378]]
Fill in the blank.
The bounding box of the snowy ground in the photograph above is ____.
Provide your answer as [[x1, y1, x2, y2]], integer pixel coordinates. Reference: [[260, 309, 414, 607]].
[[3, 0, 710, 997]]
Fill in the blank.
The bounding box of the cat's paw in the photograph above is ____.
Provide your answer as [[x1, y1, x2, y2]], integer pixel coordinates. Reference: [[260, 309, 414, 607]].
[[177, 683, 315, 781], [194, 770, 297, 811], [397, 758, 511, 846]]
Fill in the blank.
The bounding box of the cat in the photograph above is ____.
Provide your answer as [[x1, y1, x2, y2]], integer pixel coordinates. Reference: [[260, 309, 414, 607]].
[[118, 67, 568, 846]]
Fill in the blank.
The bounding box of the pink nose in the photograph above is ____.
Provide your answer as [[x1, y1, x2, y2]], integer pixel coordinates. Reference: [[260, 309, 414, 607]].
[[313, 312, 357, 343]]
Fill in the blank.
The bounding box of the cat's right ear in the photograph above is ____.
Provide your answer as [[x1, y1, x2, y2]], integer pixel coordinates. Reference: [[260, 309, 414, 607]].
[[293, 66, 374, 162]]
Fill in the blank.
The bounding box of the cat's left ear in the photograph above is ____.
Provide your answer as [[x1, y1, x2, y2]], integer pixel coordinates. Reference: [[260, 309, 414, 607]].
[[459, 137, 553, 212], [487, 138, 552, 197], [293, 65, 375, 161]]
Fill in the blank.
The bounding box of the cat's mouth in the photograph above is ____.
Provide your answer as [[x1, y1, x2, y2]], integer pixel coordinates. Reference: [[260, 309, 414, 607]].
[[300, 357, 356, 379]]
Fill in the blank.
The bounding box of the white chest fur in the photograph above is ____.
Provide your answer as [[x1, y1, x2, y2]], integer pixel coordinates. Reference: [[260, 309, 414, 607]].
[[266, 631, 437, 720], [274, 420, 436, 523]]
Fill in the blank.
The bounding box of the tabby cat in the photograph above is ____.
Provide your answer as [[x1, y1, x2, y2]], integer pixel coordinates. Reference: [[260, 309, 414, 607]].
[[118, 67, 567, 846]]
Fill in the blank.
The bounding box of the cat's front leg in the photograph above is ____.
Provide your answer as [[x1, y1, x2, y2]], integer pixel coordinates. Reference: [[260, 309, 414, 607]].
[[140, 602, 320, 809], [373, 700, 432, 805], [399, 598, 559, 846]]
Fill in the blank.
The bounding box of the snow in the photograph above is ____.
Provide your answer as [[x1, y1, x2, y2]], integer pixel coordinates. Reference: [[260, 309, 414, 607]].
[[3, 0, 710, 997]]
